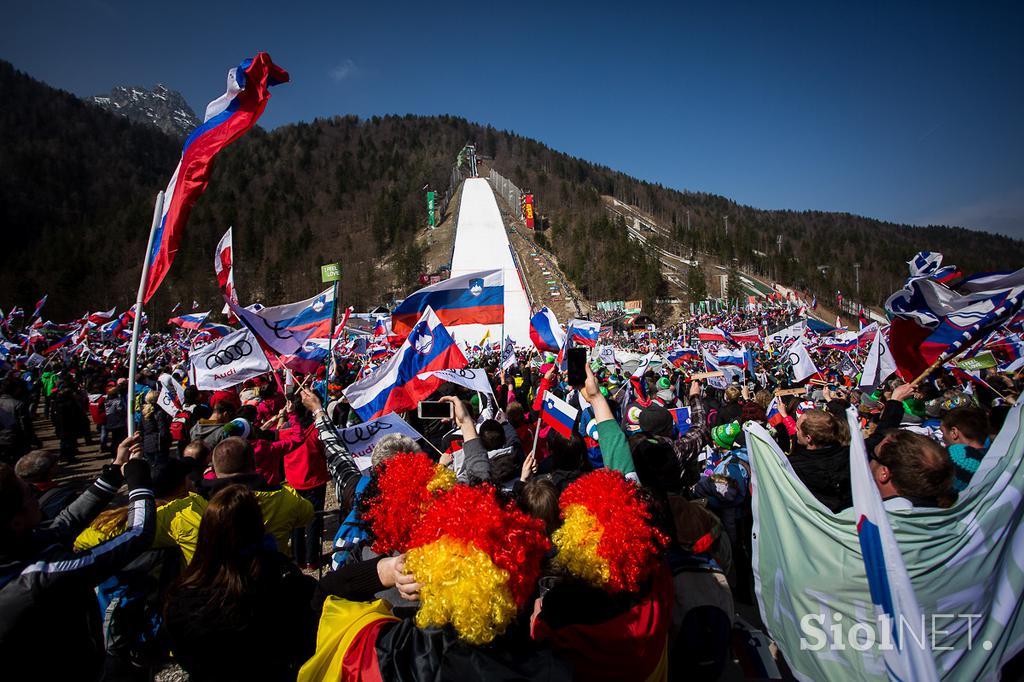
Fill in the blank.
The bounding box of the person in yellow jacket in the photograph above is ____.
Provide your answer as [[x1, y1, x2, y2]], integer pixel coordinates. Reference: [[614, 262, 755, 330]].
[[77, 439, 313, 561], [75, 459, 205, 563], [198, 436, 314, 554]]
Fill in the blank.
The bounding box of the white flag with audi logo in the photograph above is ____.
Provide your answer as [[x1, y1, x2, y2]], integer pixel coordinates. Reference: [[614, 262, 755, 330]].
[[189, 328, 271, 390]]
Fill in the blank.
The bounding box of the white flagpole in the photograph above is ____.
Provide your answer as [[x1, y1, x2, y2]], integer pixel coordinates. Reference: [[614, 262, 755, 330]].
[[127, 191, 164, 436]]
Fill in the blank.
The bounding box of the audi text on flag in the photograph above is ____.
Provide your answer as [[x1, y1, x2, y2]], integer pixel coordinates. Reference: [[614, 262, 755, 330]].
[[226, 287, 333, 356], [189, 327, 271, 390]]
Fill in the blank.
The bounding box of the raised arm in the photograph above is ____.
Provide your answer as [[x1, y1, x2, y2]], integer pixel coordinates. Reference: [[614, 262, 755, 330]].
[[301, 388, 362, 513], [442, 396, 490, 484], [582, 365, 637, 480]]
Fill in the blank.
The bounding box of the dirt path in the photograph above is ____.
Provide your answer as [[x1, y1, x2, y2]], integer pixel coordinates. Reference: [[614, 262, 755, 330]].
[[36, 413, 109, 486]]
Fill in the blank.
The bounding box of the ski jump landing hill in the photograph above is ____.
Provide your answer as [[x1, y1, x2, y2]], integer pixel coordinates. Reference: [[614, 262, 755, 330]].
[[449, 178, 533, 347]]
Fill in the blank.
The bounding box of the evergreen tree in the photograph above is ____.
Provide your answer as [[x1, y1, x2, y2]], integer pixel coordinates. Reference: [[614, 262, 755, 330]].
[[686, 264, 707, 301]]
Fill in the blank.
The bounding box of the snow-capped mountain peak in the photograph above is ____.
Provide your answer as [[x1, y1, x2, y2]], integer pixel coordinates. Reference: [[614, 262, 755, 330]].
[[90, 84, 199, 137]]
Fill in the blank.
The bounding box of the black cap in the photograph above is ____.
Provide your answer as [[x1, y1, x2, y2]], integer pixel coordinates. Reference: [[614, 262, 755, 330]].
[[638, 404, 674, 437]]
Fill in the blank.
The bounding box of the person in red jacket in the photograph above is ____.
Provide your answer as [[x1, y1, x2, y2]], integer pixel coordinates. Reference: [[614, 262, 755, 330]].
[[263, 392, 330, 569], [222, 414, 305, 487]]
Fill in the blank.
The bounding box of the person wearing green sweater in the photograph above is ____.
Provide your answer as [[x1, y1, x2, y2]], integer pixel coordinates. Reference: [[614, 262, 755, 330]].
[[39, 370, 58, 419], [581, 364, 638, 480]]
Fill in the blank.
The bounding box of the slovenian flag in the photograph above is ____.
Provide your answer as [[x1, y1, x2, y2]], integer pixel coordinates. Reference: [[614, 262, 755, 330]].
[[765, 397, 784, 427], [566, 319, 602, 348], [391, 269, 504, 337], [369, 344, 390, 362], [42, 332, 74, 355], [343, 307, 467, 421], [142, 53, 289, 302], [199, 322, 234, 339], [717, 350, 747, 368], [106, 306, 139, 340], [540, 391, 579, 440], [821, 331, 859, 351], [887, 266, 1024, 380], [168, 311, 210, 330], [281, 338, 331, 374], [668, 407, 691, 435], [529, 306, 565, 353]]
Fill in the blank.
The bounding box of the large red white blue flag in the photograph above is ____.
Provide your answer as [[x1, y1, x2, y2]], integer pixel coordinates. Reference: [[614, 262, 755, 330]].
[[391, 269, 504, 337], [343, 307, 468, 421], [142, 53, 288, 302], [886, 261, 1024, 380], [529, 306, 565, 353]]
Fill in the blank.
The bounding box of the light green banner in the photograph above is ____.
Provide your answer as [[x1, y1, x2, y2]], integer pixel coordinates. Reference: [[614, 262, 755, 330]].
[[746, 406, 1024, 681], [956, 351, 997, 371]]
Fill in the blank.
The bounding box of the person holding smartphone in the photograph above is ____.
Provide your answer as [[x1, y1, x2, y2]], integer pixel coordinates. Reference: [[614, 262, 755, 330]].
[[436, 396, 491, 485]]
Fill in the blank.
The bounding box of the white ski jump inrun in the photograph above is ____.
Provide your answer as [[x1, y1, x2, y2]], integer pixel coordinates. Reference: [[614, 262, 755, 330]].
[[449, 178, 532, 347]]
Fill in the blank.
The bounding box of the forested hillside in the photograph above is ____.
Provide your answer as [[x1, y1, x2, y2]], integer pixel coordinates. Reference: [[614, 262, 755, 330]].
[[2, 59, 1020, 322]]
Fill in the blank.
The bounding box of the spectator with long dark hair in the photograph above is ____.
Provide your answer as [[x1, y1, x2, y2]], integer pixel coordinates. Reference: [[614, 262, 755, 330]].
[[164, 483, 317, 681]]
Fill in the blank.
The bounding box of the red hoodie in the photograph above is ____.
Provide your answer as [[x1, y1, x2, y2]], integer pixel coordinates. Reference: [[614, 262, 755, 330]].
[[252, 415, 306, 486], [283, 422, 329, 491]]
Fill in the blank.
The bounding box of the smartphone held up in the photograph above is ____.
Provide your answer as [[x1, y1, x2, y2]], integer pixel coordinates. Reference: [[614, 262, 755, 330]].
[[417, 400, 454, 420]]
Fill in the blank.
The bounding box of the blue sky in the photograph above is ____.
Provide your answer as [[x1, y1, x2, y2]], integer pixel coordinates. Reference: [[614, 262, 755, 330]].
[[4, 0, 1022, 238]]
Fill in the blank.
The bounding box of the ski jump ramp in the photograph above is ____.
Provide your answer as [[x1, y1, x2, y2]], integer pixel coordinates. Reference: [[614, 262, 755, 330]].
[[449, 178, 533, 347]]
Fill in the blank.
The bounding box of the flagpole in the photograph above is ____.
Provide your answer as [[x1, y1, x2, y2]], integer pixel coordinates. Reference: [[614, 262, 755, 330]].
[[531, 391, 545, 456], [326, 278, 341, 376], [127, 191, 164, 437], [907, 354, 953, 389]]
